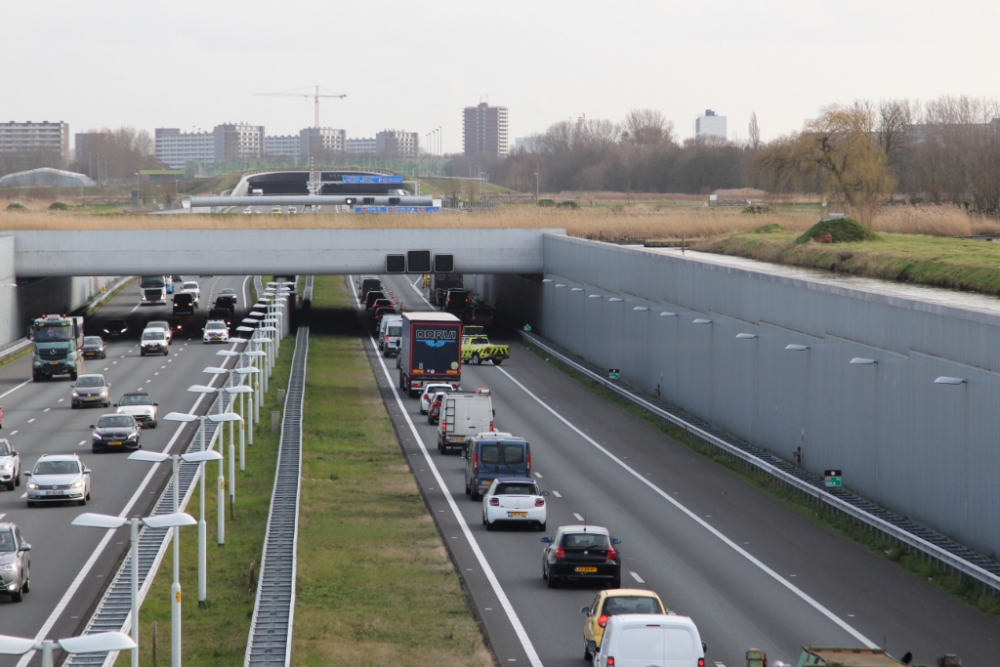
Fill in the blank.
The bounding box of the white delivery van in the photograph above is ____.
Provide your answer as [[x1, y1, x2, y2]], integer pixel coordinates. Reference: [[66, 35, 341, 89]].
[[594, 614, 705, 667], [438, 393, 494, 454], [379, 315, 403, 358]]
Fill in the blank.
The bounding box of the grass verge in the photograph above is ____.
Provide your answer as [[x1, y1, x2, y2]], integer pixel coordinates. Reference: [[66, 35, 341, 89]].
[[695, 229, 1000, 297], [113, 333, 295, 666], [521, 341, 1000, 619], [291, 275, 491, 667]]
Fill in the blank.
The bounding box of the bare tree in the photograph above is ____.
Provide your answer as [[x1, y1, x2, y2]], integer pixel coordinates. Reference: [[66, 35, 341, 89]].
[[748, 112, 761, 151], [621, 109, 675, 146]]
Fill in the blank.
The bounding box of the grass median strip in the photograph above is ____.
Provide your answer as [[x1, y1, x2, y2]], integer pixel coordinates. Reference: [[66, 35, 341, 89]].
[[113, 339, 294, 667], [291, 275, 491, 667]]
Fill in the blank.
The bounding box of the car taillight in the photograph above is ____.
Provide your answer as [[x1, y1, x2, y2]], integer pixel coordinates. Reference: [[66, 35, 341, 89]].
[[489, 497, 499, 506], [697, 660, 705, 667], [534, 498, 544, 507], [553, 546, 565, 558], [526, 452, 531, 473], [607, 657, 614, 666], [489, 421, 494, 431], [598, 614, 609, 628], [423, 393, 430, 400], [473, 452, 478, 471], [606, 546, 617, 560]]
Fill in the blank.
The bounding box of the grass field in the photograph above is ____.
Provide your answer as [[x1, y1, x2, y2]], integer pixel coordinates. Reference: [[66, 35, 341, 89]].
[[292, 276, 490, 667], [696, 228, 1000, 296]]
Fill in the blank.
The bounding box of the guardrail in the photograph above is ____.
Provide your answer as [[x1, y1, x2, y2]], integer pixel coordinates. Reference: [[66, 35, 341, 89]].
[[243, 324, 309, 667], [516, 329, 1000, 594]]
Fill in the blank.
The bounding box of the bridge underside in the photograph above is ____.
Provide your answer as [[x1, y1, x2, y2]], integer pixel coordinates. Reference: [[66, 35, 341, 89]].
[[5, 228, 560, 278]]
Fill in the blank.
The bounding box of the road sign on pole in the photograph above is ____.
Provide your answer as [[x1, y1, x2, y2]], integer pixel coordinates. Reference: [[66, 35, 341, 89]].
[[824, 469, 842, 488]]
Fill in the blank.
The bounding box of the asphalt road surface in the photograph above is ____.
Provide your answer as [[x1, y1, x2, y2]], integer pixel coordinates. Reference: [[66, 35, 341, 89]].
[[354, 274, 999, 667], [0, 275, 251, 667]]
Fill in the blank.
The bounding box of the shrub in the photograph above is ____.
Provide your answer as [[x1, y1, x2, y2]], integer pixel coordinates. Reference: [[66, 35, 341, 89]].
[[5, 201, 26, 211], [49, 200, 71, 211], [537, 198, 556, 207], [742, 203, 770, 214], [556, 200, 579, 209], [752, 223, 784, 234], [796, 217, 880, 244]]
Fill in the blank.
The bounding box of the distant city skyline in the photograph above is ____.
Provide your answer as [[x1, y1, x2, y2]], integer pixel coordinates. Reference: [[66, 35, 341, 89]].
[[3, 0, 999, 153]]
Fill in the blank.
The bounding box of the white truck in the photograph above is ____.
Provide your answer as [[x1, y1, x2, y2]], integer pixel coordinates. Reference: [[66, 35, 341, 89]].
[[438, 392, 494, 454]]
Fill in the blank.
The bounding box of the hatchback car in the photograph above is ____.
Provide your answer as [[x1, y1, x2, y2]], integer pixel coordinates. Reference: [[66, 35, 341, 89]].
[[167, 317, 185, 337], [24, 454, 91, 506], [103, 319, 128, 339], [427, 392, 448, 425], [116, 392, 158, 428], [420, 383, 455, 414], [581, 589, 668, 660], [482, 478, 548, 531], [145, 321, 173, 345], [182, 281, 200, 300], [0, 522, 31, 602], [217, 288, 238, 307], [202, 320, 230, 344], [140, 329, 169, 356], [82, 336, 107, 359], [541, 525, 622, 588], [71, 374, 111, 408], [91, 413, 142, 452], [0, 439, 20, 490]]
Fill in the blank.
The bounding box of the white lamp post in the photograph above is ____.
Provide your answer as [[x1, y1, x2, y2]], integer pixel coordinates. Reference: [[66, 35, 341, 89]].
[[259, 326, 278, 371], [71, 514, 191, 667], [244, 351, 266, 422], [0, 631, 136, 667], [187, 385, 227, 545], [209, 412, 242, 507], [226, 385, 253, 469]]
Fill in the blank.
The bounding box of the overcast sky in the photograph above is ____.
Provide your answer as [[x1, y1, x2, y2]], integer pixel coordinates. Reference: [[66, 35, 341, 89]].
[[3, 0, 998, 151]]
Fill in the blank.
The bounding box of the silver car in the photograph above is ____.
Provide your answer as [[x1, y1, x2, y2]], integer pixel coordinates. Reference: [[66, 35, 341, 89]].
[[0, 439, 20, 491], [24, 454, 91, 507], [71, 374, 111, 409], [116, 392, 158, 428], [145, 321, 173, 345], [0, 523, 31, 602]]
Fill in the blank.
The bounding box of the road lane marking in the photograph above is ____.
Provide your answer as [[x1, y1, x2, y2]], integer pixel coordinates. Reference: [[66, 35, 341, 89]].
[[534, 472, 543, 478], [78, 441, 86, 446], [0, 379, 32, 400], [629, 571, 645, 584], [57, 398, 64, 402], [573, 513, 585, 522], [0, 514, 5, 521], [19, 493, 25, 498], [10, 430, 17, 435], [552, 490, 562, 498], [13, 367, 222, 667], [27, 418, 34, 423], [43, 408, 50, 412], [494, 365, 878, 649], [353, 276, 542, 667]]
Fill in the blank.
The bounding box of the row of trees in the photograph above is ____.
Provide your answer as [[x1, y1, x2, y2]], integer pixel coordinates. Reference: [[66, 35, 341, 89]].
[[492, 109, 750, 196], [0, 126, 161, 182], [492, 97, 1000, 221]]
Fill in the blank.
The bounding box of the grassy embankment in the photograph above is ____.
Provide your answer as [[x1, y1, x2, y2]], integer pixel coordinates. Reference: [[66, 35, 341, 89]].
[[522, 342, 1000, 619], [119, 276, 490, 667]]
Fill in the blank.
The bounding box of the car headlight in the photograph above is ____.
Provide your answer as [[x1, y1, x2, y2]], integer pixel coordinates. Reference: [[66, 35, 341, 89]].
[[0, 463, 11, 470], [70, 480, 84, 489], [72, 391, 80, 397], [93, 431, 101, 439], [27, 483, 38, 489], [0, 564, 17, 572]]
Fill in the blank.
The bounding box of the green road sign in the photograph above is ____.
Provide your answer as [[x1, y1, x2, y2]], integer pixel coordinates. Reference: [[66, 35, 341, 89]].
[[824, 469, 842, 488], [608, 368, 620, 380]]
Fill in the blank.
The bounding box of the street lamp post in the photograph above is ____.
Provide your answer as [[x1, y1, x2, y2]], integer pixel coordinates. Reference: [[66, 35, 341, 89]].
[[187, 385, 229, 545], [0, 631, 136, 667], [209, 412, 243, 508], [226, 385, 253, 469], [534, 172, 539, 202]]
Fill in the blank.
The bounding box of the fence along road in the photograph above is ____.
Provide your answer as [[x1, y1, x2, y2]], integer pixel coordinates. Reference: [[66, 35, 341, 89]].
[[243, 292, 310, 667]]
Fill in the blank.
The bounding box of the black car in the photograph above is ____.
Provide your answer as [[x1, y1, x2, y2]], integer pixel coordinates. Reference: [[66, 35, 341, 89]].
[[91, 414, 142, 453], [364, 290, 386, 310], [373, 305, 397, 331], [541, 525, 621, 588], [82, 336, 107, 359], [217, 289, 238, 307], [103, 319, 128, 339]]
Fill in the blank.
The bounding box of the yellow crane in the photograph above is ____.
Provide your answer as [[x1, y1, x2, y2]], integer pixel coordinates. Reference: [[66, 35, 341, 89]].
[[254, 85, 346, 128]]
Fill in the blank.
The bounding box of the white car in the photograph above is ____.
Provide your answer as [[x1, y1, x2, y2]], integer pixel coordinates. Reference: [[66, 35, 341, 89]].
[[482, 477, 548, 531], [140, 329, 169, 356], [145, 321, 172, 345], [181, 281, 200, 302], [24, 454, 91, 507], [116, 392, 158, 428], [0, 438, 20, 491], [202, 320, 230, 344], [420, 383, 455, 415]]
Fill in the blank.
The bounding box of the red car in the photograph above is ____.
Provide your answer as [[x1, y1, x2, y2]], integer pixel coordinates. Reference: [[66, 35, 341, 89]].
[[427, 393, 447, 425]]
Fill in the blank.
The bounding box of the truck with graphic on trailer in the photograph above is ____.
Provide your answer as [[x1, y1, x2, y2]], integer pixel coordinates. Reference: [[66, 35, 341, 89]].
[[398, 312, 462, 398], [29, 314, 85, 381]]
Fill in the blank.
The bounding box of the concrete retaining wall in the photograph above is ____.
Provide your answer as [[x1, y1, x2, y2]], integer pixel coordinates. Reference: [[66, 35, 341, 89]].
[[469, 234, 1000, 558]]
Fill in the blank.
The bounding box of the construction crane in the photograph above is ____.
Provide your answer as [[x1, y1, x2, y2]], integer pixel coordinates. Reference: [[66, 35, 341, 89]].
[[254, 85, 346, 128]]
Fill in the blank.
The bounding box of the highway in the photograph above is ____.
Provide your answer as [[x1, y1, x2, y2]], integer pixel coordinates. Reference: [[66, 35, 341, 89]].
[[0, 275, 251, 667], [358, 274, 1000, 667]]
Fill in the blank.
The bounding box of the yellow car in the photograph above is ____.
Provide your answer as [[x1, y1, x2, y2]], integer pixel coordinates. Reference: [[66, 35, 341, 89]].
[[580, 588, 667, 660], [270, 206, 282, 214]]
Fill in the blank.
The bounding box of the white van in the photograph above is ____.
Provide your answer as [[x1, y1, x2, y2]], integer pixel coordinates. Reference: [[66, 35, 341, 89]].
[[438, 393, 494, 454], [379, 315, 403, 358], [593, 614, 704, 667]]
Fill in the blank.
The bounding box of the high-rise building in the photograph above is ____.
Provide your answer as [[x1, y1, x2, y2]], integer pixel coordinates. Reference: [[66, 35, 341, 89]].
[[213, 123, 264, 161], [694, 110, 727, 140], [264, 135, 301, 158], [463, 103, 509, 160], [155, 128, 214, 169], [0, 121, 69, 163], [300, 127, 346, 159], [345, 138, 376, 154], [375, 130, 419, 157]]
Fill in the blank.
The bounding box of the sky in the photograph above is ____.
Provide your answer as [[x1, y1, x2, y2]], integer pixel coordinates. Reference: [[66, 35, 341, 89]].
[[3, 0, 999, 152]]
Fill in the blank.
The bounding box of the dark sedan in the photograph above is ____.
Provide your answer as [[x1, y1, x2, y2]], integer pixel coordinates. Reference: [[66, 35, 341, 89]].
[[82, 336, 107, 359], [541, 525, 621, 588], [103, 319, 128, 339], [91, 414, 142, 453]]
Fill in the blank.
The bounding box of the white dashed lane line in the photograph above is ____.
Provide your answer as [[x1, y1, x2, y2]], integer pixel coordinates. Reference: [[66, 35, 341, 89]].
[[629, 571, 645, 584], [27, 418, 35, 423], [534, 472, 543, 478], [57, 398, 64, 402], [9, 430, 17, 436], [43, 408, 50, 412], [573, 513, 585, 522], [551, 490, 562, 498], [78, 440, 86, 446]]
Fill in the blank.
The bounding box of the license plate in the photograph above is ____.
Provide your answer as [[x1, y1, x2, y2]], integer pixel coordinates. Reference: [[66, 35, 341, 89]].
[[45, 491, 62, 496], [109, 441, 122, 446], [508, 512, 527, 517], [50, 361, 59, 365], [575, 566, 598, 573], [85, 397, 96, 401]]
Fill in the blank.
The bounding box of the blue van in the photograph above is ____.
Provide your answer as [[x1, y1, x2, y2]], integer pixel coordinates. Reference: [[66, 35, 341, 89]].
[[463, 432, 531, 500]]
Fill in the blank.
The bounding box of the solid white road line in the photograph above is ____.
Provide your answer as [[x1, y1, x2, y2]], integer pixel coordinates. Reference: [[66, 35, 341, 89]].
[[0, 379, 32, 401], [494, 366, 878, 650], [629, 571, 645, 584], [352, 276, 543, 667], [13, 369, 221, 667]]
